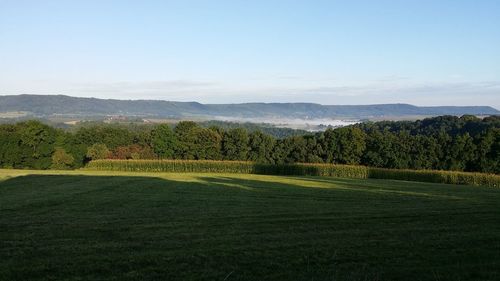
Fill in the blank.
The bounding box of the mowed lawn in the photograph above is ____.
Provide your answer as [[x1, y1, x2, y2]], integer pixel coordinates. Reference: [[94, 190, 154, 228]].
[[1, 170, 500, 281]]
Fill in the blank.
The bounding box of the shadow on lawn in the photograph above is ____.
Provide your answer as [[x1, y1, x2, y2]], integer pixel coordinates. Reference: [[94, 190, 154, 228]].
[[0, 173, 385, 281], [0, 173, 321, 194], [0, 173, 473, 201]]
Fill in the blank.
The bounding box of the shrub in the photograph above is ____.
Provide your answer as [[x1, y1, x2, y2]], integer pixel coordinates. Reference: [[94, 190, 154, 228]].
[[110, 144, 154, 160], [51, 148, 75, 170], [86, 144, 110, 160]]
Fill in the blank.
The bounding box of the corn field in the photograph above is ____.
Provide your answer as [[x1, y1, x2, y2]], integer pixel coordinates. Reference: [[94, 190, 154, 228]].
[[85, 159, 500, 187], [85, 159, 254, 173]]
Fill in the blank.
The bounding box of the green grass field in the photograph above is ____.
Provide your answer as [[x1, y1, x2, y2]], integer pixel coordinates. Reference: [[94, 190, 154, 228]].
[[1, 169, 500, 281]]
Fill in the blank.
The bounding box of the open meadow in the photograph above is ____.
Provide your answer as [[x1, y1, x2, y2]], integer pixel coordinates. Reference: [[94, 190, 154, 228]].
[[1, 169, 500, 280]]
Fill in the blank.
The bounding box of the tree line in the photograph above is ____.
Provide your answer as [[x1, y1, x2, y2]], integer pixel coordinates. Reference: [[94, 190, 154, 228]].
[[0, 115, 498, 173]]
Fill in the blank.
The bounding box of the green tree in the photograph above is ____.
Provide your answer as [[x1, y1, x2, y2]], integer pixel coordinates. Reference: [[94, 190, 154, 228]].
[[51, 129, 88, 168], [174, 121, 200, 159], [362, 130, 392, 168], [304, 135, 324, 163], [324, 127, 366, 165], [409, 135, 439, 170], [283, 136, 308, 163], [388, 131, 413, 169], [86, 144, 110, 160], [194, 128, 222, 160], [74, 125, 134, 149], [475, 128, 500, 173], [248, 131, 275, 163], [444, 133, 476, 171], [51, 148, 75, 169], [151, 124, 177, 159], [208, 125, 225, 137], [16, 120, 57, 169], [0, 124, 27, 168], [222, 128, 249, 160]]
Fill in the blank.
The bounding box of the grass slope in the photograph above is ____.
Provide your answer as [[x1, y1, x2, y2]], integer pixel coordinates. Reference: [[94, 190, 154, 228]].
[[1, 169, 500, 281]]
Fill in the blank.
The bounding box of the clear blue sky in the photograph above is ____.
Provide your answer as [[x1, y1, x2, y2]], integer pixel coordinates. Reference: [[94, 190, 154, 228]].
[[1, 0, 499, 107]]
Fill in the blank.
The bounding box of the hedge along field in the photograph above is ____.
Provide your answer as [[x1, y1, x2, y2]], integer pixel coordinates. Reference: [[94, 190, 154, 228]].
[[85, 159, 500, 187]]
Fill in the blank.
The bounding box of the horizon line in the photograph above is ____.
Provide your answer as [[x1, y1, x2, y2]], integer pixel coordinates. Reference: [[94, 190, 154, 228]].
[[1, 93, 499, 110]]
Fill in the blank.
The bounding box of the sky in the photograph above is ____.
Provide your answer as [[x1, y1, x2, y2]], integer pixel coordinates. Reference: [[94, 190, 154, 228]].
[[0, 0, 499, 108]]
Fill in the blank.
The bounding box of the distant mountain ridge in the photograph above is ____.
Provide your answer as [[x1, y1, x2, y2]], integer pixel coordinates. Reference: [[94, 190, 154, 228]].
[[0, 94, 498, 119]]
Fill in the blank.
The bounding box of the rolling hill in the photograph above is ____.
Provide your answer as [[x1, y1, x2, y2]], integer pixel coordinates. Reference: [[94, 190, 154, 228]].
[[0, 94, 498, 119]]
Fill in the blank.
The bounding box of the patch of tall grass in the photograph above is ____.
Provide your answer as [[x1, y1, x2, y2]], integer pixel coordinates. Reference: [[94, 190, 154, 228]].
[[85, 160, 500, 187]]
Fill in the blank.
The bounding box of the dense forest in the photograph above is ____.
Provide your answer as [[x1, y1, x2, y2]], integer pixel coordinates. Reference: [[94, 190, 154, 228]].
[[0, 115, 498, 173], [197, 120, 309, 138]]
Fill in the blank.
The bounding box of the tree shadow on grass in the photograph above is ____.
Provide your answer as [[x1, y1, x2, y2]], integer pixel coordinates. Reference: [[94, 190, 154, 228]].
[[0, 174, 390, 281], [195, 175, 471, 201], [286, 176, 499, 201], [0, 173, 474, 209]]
